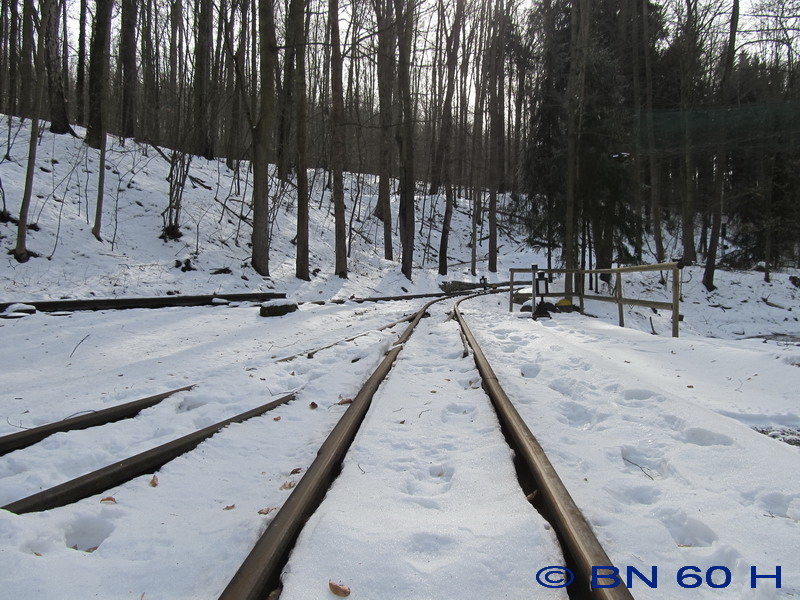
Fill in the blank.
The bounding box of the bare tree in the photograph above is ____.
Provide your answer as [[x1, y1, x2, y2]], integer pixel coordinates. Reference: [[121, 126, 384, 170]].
[[394, 0, 416, 280], [15, 0, 51, 262], [292, 0, 311, 280], [120, 0, 137, 138], [436, 0, 465, 275], [251, 0, 278, 276], [372, 0, 395, 261], [75, 0, 87, 124], [564, 0, 591, 296], [329, 0, 348, 278], [703, 0, 739, 290]]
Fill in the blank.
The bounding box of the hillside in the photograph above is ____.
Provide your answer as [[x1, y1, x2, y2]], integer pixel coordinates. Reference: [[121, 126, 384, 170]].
[[2, 116, 798, 341]]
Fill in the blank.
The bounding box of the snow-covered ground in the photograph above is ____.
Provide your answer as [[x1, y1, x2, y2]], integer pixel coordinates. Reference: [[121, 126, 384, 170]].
[[2, 117, 799, 598]]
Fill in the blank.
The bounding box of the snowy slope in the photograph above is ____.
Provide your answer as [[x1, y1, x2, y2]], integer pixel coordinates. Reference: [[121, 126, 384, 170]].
[[0, 116, 537, 304]]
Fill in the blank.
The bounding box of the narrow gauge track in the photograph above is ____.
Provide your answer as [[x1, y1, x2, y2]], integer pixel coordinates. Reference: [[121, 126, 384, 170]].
[[0, 304, 427, 512], [0, 292, 287, 313], [221, 291, 631, 600], [0, 293, 428, 444], [0, 287, 487, 315], [0, 292, 627, 599]]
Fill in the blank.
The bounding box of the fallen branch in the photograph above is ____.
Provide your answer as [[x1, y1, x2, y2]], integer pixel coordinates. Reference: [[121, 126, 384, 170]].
[[69, 334, 91, 358]]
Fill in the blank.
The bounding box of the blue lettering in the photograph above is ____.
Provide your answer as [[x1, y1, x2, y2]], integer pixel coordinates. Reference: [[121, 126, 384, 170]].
[[626, 566, 657, 588], [706, 566, 731, 588], [751, 566, 782, 589], [592, 566, 621, 589], [678, 566, 703, 588]]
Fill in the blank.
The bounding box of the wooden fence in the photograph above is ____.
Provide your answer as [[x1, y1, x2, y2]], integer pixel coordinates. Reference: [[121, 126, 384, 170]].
[[508, 262, 684, 337]]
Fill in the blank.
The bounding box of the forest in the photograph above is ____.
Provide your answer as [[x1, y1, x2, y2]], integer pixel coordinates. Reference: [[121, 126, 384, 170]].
[[0, 0, 798, 290]]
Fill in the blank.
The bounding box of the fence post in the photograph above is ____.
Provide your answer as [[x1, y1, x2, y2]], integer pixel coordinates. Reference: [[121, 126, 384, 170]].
[[616, 271, 625, 328], [672, 266, 680, 337], [509, 270, 515, 312], [578, 271, 585, 313], [531, 264, 538, 320]]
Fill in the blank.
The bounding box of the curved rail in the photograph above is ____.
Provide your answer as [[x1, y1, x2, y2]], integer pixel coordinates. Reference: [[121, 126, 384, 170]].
[[454, 295, 633, 600], [0, 385, 196, 456]]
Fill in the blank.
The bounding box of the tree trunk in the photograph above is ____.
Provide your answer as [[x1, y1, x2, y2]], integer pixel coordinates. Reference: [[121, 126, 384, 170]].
[[15, 0, 51, 262], [84, 0, 113, 150], [372, 0, 395, 261], [564, 0, 590, 296], [44, 0, 73, 134], [394, 0, 415, 280], [470, 0, 489, 276], [251, 0, 277, 276], [703, 0, 738, 291], [329, 0, 348, 278], [276, 0, 297, 183], [641, 0, 663, 262], [629, 0, 642, 262], [120, 0, 137, 138], [487, 0, 505, 273], [292, 0, 310, 281], [6, 0, 20, 115], [20, 0, 35, 116], [679, 0, 698, 264], [436, 0, 464, 275], [0, 0, 8, 112], [75, 0, 87, 125], [193, 0, 214, 158]]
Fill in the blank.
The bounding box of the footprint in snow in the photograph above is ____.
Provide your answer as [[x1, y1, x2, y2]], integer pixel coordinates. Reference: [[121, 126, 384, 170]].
[[520, 363, 541, 379], [654, 507, 718, 548], [603, 481, 662, 506], [63, 514, 115, 552], [403, 465, 455, 497], [679, 427, 735, 447], [407, 531, 455, 557], [620, 445, 681, 481], [559, 400, 607, 430]]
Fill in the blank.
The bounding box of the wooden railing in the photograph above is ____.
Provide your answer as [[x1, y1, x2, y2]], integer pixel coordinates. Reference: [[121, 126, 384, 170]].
[[508, 262, 684, 337]]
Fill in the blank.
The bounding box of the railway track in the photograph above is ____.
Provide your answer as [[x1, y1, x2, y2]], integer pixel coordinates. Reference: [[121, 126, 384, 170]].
[[0, 292, 628, 599], [0, 287, 485, 316], [223, 292, 629, 600], [0, 303, 423, 511]]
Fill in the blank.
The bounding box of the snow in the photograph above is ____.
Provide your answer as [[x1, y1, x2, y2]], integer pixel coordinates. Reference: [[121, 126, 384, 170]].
[[2, 117, 799, 598]]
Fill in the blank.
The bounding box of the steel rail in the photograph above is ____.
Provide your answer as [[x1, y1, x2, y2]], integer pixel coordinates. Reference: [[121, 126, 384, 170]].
[[0, 385, 196, 457], [275, 313, 416, 363], [2, 393, 295, 515], [217, 295, 453, 600], [454, 295, 634, 600], [0, 292, 287, 313], [1, 287, 482, 315]]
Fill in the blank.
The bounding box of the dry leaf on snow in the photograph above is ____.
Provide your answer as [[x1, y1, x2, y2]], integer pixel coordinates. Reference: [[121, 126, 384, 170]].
[[280, 480, 296, 490], [223, 504, 236, 511], [328, 581, 351, 597], [149, 475, 159, 487], [290, 467, 303, 475], [309, 402, 318, 409], [100, 496, 117, 504], [258, 507, 277, 515], [273, 416, 282, 421]]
